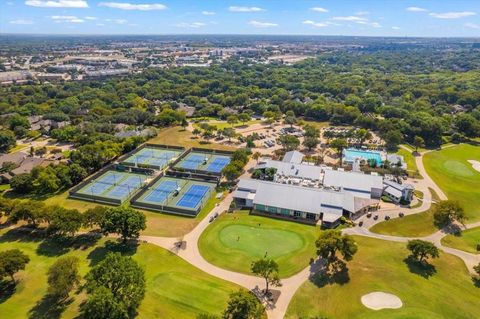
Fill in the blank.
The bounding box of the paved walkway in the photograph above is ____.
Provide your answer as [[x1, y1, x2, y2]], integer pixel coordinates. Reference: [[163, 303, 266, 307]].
[[137, 148, 479, 319]]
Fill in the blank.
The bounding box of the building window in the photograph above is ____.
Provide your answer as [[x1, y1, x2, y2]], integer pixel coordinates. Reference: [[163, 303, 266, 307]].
[[306, 213, 317, 220], [293, 211, 302, 218], [267, 206, 278, 214], [255, 204, 266, 211], [280, 208, 290, 216]]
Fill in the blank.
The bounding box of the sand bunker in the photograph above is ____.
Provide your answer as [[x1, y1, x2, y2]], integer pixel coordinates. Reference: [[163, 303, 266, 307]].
[[361, 291, 403, 310], [467, 160, 480, 173]]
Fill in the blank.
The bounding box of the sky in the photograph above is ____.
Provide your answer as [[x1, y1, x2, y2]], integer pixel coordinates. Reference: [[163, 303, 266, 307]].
[[1, 0, 480, 37]]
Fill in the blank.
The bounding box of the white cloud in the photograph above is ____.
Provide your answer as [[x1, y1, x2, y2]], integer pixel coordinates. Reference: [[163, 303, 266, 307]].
[[248, 20, 278, 28], [98, 2, 167, 11], [406, 6, 428, 12], [96, 23, 105, 26], [228, 6, 265, 12], [392, 26, 401, 30], [84, 16, 97, 20], [429, 11, 476, 19], [10, 19, 34, 25], [465, 22, 480, 29], [51, 15, 85, 23], [355, 11, 370, 16], [104, 18, 128, 24], [176, 22, 206, 28], [332, 16, 368, 22], [25, 0, 88, 8], [202, 11, 215, 16], [310, 7, 328, 13], [303, 20, 329, 28]]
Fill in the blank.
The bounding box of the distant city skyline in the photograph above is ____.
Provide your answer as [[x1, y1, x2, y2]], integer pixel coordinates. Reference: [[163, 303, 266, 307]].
[[1, 0, 480, 37]]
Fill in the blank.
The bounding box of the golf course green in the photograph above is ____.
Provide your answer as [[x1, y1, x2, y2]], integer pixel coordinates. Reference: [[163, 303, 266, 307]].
[[198, 211, 320, 277], [423, 144, 480, 221], [286, 236, 480, 319], [0, 228, 239, 319]]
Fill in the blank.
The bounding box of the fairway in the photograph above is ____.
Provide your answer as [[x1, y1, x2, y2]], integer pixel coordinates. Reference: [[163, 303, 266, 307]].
[[423, 144, 480, 221], [286, 236, 480, 319], [441, 226, 480, 254], [198, 211, 320, 277], [0, 229, 239, 319], [219, 224, 304, 259]]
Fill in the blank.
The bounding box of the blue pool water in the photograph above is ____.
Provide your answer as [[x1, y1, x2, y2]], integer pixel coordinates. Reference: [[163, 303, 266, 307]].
[[343, 148, 383, 166]]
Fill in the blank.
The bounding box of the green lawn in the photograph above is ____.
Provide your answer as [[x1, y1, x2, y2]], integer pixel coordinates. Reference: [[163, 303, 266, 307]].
[[423, 144, 480, 221], [198, 211, 320, 277], [45, 190, 223, 238], [370, 208, 437, 237], [149, 126, 236, 151], [0, 228, 239, 319], [396, 147, 421, 179], [193, 119, 261, 130], [286, 236, 480, 319], [441, 226, 480, 254]]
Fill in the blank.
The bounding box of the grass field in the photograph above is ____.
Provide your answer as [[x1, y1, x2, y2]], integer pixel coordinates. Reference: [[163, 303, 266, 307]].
[[441, 226, 480, 254], [0, 228, 239, 319], [193, 119, 261, 130], [198, 211, 320, 277], [370, 188, 441, 237], [423, 144, 480, 221], [285, 236, 480, 319], [397, 147, 421, 179], [149, 126, 235, 151], [45, 190, 223, 237]]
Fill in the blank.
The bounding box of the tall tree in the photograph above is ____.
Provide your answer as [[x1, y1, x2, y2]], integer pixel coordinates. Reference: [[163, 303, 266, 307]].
[[284, 110, 297, 128], [85, 252, 145, 317], [0, 249, 30, 283], [407, 240, 439, 263], [413, 136, 425, 153], [433, 200, 466, 228], [222, 290, 264, 319], [100, 207, 146, 244], [47, 256, 80, 299], [315, 230, 357, 268], [250, 259, 281, 294]]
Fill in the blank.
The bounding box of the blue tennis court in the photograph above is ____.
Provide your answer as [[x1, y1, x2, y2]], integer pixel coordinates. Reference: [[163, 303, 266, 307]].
[[143, 180, 178, 204], [177, 184, 210, 208], [178, 154, 205, 170], [206, 156, 231, 173]]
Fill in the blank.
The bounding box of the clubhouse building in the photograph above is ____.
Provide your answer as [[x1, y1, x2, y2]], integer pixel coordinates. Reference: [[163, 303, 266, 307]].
[[233, 150, 413, 227]]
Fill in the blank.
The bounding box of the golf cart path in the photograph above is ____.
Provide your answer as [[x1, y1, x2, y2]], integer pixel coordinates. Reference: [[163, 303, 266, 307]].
[[343, 221, 480, 273]]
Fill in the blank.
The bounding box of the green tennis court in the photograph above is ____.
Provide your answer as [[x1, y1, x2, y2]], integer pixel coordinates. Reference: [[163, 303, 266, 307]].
[[74, 170, 147, 203]]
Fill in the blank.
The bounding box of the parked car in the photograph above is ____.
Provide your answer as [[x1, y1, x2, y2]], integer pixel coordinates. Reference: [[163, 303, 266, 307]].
[[209, 216, 214, 223], [385, 215, 391, 220], [358, 221, 363, 227], [373, 215, 378, 220], [399, 212, 405, 218], [366, 213, 372, 218]]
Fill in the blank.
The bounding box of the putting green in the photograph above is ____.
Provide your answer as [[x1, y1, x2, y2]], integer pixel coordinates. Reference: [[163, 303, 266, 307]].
[[219, 224, 304, 259], [199, 211, 320, 277], [423, 144, 480, 221]]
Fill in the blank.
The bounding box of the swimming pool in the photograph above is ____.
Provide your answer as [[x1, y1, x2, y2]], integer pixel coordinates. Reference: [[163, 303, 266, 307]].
[[343, 148, 383, 166]]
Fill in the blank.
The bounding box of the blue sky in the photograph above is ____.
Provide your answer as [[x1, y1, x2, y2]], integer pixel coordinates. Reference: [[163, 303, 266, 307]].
[[1, 1, 480, 36]]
